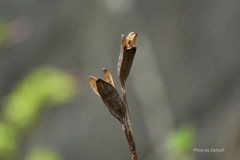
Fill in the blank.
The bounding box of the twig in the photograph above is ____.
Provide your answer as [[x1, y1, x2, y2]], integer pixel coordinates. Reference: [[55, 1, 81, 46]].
[[89, 32, 138, 160], [122, 117, 138, 160]]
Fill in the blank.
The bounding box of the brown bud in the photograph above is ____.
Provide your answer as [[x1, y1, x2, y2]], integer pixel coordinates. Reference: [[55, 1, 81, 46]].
[[89, 75, 100, 97], [118, 32, 137, 85], [103, 68, 115, 87], [125, 32, 137, 49], [96, 79, 126, 123]]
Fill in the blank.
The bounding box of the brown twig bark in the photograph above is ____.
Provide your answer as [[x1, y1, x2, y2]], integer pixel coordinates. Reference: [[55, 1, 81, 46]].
[[122, 119, 138, 160], [122, 83, 138, 160]]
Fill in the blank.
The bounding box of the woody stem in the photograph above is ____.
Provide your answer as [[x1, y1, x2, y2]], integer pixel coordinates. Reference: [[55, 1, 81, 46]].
[[122, 83, 138, 160], [122, 83, 131, 131]]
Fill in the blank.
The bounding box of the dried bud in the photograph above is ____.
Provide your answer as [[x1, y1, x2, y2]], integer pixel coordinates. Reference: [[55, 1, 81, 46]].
[[125, 32, 137, 49], [118, 32, 137, 85], [96, 79, 126, 123], [89, 69, 115, 97], [103, 68, 114, 87]]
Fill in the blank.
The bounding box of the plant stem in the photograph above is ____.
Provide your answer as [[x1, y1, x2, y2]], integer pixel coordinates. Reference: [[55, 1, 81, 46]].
[[122, 120, 138, 160], [121, 83, 138, 160], [122, 83, 132, 131]]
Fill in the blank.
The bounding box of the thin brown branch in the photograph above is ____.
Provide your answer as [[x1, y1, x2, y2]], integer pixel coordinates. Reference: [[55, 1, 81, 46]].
[[122, 117, 138, 160], [121, 83, 138, 160], [122, 83, 132, 131]]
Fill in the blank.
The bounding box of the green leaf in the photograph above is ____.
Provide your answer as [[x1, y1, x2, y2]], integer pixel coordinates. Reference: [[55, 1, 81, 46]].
[[166, 122, 195, 153], [2, 66, 78, 131], [0, 122, 17, 159], [25, 147, 63, 160]]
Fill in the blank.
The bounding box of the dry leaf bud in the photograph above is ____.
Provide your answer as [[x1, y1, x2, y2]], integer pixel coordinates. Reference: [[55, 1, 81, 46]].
[[118, 32, 138, 85], [96, 79, 126, 123]]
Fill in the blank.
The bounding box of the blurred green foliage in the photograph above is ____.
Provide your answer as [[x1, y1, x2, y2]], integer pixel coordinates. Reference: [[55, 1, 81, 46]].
[[166, 122, 195, 153], [0, 122, 17, 160], [0, 20, 10, 47], [165, 122, 196, 160], [25, 147, 63, 160], [0, 66, 78, 160], [2, 66, 77, 131], [166, 122, 196, 160]]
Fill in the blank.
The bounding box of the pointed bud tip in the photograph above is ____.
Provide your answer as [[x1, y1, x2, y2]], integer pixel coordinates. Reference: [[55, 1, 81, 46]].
[[127, 32, 137, 37], [103, 68, 108, 74], [126, 32, 137, 48], [102, 68, 115, 87], [89, 76, 100, 97], [89, 75, 97, 80]]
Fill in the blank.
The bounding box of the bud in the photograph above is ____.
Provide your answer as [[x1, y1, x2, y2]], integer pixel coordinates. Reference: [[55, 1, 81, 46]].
[[118, 32, 137, 85], [89, 69, 125, 123], [96, 79, 126, 123], [89, 32, 139, 160]]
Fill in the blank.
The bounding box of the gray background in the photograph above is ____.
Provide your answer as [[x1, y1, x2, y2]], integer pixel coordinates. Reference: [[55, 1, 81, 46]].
[[0, 0, 240, 160]]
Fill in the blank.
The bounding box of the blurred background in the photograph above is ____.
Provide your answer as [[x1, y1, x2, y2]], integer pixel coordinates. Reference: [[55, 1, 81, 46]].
[[0, 0, 240, 160]]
